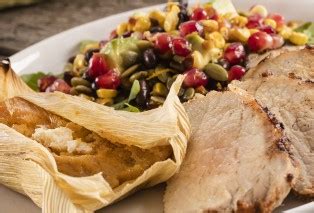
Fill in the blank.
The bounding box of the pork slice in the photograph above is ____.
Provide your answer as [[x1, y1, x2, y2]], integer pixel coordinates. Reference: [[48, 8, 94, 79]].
[[231, 76, 314, 196], [244, 46, 314, 81], [164, 91, 297, 212]]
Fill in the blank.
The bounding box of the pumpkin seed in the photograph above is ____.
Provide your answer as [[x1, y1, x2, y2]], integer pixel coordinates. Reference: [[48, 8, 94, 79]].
[[203, 63, 228, 82], [75, 85, 93, 95], [166, 77, 175, 90], [70, 87, 79, 96], [129, 71, 148, 83], [121, 64, 140, 78], [169, 61, 184, 71], [157, 71, 170, 83], [121, 51, 139, 68], [152, 82, 168, 97], [178, 88, 185, 97], [150, 96, 166, 104], [96, 89, 118, 98], [71, 77, 91, 87], [182, 87, 195, 101]]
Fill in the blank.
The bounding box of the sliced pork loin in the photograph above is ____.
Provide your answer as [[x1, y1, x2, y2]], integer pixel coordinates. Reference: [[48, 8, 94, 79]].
[[231, 76, 314, 196], [244, 46, 314, 81], [164, 91, 297, 212]]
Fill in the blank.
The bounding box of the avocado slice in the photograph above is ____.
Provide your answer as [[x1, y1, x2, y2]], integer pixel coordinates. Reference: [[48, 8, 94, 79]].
[[100, 37, 152, 73]]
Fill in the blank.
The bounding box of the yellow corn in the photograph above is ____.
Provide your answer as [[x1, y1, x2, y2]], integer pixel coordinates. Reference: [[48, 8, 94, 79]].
[[201, 20, 219, 33], [231, 16, 248, 28], [192, 51, 206, 69], [73, 54, 86, 73], [222, 12, 235, 21], [133, 16, 151, 32], [149, 10, 166, 26], [264, 18, 277, 29], [249, 28, 260, 35], [229, 28, 250, 43], [209, 48, 223, 63], [249, 5, 268, 17], [279, 25, 292, 39], [116, 22, 128, 36], [205, 31, 225, 49], [219, 27, 229, 40], [164, 4, 180, 32], [289, 32, 308, 45], [287, 21, 299, 30]]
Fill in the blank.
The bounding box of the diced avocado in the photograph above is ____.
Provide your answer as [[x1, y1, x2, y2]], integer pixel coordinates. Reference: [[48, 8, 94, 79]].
[[100, 37, 152, 73]]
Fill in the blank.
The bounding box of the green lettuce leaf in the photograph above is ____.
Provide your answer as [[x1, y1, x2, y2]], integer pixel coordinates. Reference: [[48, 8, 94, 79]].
[[21, 72, 46, 91], [295, 22, 314, 44]]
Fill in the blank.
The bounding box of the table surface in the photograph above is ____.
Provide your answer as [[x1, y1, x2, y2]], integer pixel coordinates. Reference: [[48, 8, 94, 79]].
[[0, 0, 163, 59]]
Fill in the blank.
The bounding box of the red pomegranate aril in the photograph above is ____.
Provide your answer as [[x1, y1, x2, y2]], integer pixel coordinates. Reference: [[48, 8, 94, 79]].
[[248, 31, 273, 52], [268, 13, 285, 28], [223, 42, 246, 65], [155, 33, 172, 53], [183, 68, 208, 88], [179, 21, 203, 37], [87, 53, 109, 79], [228, 65, 246, 81], [45, 79, 71, 94], [171, 38, 191, 57], [38, 75, 57, 92], [259, 25, 276, 34], [190, 8, 208, 21], [246, 14, 263, 29], [95, 70, 121, 89], [271, 34, 284, 49]]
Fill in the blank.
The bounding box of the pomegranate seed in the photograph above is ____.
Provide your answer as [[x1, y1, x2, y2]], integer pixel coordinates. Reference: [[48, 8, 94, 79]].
[[45, 79, 71, 94], [38, 75, 57, 92], [204, 7, 218, 20], [171, 38, 191, 57], [271, 34, 284, 49], [223, 42, 246, 65], [268, 13, 285, 28], [183, 68, 208, 88], [228, 65, 246, 81], [155, 33, 172, 54], [259, 25, 276, 34], [246, 14, 263, 29], [248, 31, 273, 52], [87, 53, 109, 79], [95, 69, 121, 89], [190, 8, 208, 21], [179, 21, 203, 37]]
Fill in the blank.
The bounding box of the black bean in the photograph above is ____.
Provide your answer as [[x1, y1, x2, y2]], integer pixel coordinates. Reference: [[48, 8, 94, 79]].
[[84, 48, 100, 63], [122, 31, 132, 38], [82, 71, 93, 82], [150, 18, 159, 27], [91, 82, 98, 91], [136, 80, 150, 108], [150, 26, 164, 33], [218, 58, 231, 70], [178, 11, 189, 25], [63, 71, 74, 85], [68, 56, 76, 63], [143, 49, 157, 69]]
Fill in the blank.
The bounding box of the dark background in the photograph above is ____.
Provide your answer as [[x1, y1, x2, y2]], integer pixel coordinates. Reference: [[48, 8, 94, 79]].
[[0, 0, 164, 59]]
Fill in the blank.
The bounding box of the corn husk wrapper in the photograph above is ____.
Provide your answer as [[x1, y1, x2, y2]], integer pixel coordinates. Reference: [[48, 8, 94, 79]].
[[0, 60, 191, 212]]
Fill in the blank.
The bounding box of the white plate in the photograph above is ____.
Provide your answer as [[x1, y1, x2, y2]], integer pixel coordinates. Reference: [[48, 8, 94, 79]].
[[3, 0, 314, 212]]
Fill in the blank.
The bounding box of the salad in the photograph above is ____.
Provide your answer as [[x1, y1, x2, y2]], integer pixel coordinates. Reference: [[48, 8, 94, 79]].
[[22, 0, 314, 112]]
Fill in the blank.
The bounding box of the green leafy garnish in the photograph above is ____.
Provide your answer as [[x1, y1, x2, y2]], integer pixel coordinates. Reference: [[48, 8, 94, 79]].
[[21, 72, 46, 91], [123, 103, 140, 112], [128, 80, 140, 102], [295, 22, 314, 44]]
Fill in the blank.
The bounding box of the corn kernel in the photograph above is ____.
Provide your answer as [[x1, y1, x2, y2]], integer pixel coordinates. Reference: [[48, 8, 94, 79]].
[[116, 22, 128, 36], [209, 48, 223, 63], [149, 10, 166, 26], [249, 28, 260, 35], [279, 25, 292, 39], [264, 18, 277, 29], [229, 28, 250, 43], [201, 20, 219, 33], [219, 27, 229, 40], [287, 21, 299, 30], [249, 5, 268, 18], [192, 51, 206, 69], [205, 32, 225, 49], [289, 32, 308, 45], [164, 4, 180, 32], [133, 16, 151, 32], [231, 16, 248, 28], [73, 54, 86, 73], [222, 12, 235, 21]]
